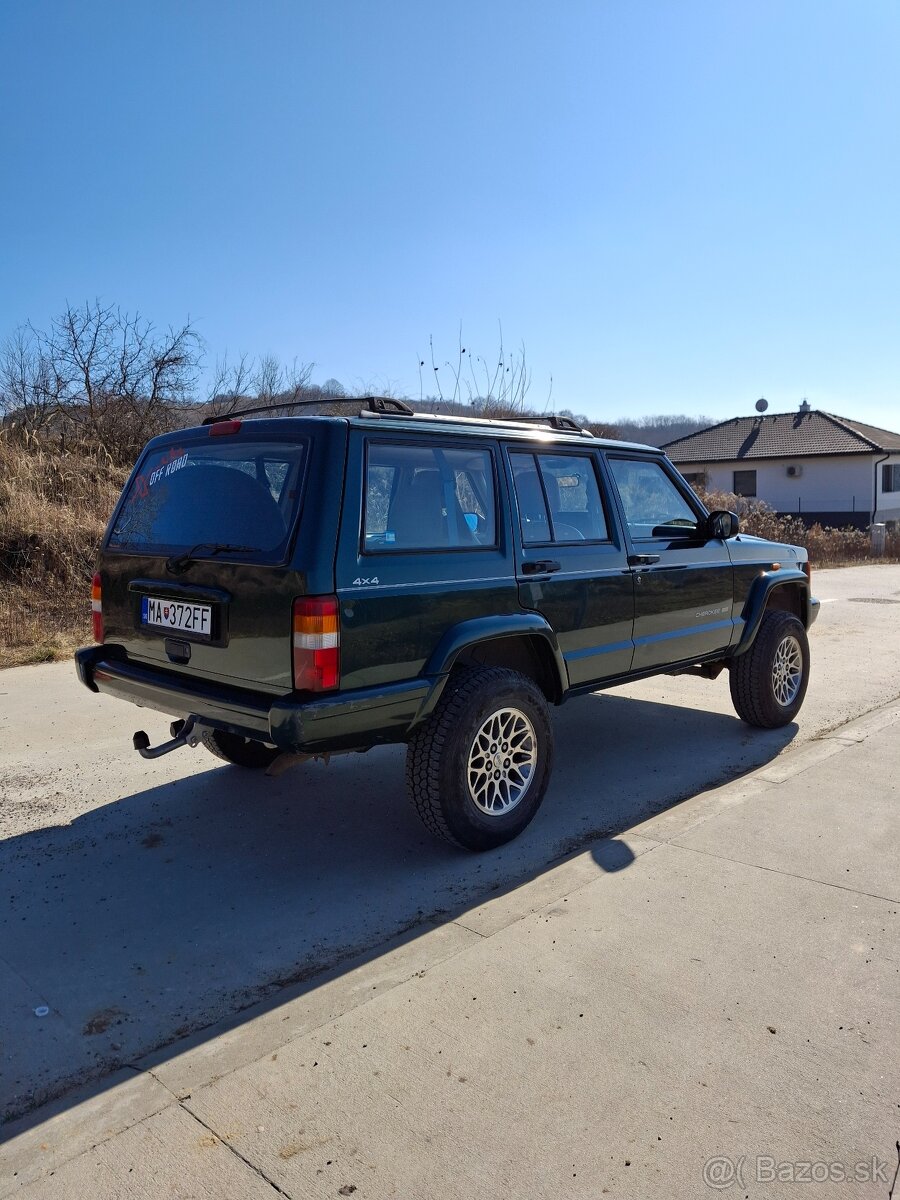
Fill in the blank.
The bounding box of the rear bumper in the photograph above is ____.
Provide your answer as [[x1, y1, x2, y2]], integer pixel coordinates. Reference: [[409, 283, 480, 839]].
[[808, 596, 821, 627], [74, 647, 432, 753]]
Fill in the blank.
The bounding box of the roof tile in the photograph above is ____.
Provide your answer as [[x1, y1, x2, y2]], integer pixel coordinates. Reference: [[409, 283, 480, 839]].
[[662, 410, 900, 461]]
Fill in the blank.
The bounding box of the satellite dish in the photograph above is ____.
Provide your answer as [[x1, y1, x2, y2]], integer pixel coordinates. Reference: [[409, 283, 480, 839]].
[[755, 398, 769, 413]]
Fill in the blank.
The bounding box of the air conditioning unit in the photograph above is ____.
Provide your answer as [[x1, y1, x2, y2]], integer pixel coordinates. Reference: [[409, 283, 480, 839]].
[[786, 464, 803, 478]]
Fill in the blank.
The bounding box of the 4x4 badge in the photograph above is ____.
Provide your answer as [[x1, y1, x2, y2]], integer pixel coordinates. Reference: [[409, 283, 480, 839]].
[[351, 577, 380, 587]]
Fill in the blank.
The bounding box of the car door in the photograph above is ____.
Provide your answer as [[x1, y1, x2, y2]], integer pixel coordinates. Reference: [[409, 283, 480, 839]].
[[604, 454, 735, 671], [335, 434, 520, 691], [507, 446, 634, 687]]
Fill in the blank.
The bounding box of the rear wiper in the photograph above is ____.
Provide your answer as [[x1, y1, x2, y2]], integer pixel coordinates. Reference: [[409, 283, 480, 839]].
[[166, 543, 261, 574]]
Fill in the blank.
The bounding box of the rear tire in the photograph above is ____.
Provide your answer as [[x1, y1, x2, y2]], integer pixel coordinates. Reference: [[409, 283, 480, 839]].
[[200, 728, 281, 769], [730, 610, 810, 728], [405, 667, 554, 851]]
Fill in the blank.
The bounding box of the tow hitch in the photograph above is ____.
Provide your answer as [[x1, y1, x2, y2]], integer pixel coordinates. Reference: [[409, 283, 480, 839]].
[[133, 717, 201, 759]]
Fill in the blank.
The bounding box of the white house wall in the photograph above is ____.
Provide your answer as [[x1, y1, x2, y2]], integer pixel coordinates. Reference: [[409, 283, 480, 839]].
[[676, 454, 876, 518]]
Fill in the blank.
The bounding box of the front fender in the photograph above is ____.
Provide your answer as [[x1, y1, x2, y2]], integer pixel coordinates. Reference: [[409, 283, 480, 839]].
[[734, 569, 810, 656], [414, 613, 568, 724]]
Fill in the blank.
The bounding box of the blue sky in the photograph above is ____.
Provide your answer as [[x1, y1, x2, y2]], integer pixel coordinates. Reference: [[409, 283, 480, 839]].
[[2, 0, 898, 427]]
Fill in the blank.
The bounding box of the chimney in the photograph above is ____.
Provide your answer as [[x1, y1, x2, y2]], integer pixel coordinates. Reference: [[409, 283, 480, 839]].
[[799, 399, 811, 414]]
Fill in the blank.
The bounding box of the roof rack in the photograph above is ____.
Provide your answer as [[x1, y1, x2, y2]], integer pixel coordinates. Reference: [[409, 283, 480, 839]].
[[498, 413, 592, 435], [201, 395, 414, 425], [200, 395, 595, 438], [359, 408, 594, 436]]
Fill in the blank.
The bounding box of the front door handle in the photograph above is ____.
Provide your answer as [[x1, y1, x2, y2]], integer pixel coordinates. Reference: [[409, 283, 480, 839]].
[[628, 553, 661, 567], [522, 559, 562, 575]]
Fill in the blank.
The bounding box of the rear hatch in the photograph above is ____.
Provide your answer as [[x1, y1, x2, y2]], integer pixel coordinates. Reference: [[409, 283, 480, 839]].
[[99, 419, 342, 693]]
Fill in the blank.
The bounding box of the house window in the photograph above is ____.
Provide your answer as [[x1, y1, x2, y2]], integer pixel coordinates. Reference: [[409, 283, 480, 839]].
[[882, 464, 900, 493], [733, 469, 757, 497], [682, 471, 708, 490]]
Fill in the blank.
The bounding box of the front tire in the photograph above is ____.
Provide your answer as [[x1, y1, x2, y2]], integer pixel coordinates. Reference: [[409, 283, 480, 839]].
[[405, 667, 554, 851], [730, 610, 810, 728], [200, 728, 281, 769]]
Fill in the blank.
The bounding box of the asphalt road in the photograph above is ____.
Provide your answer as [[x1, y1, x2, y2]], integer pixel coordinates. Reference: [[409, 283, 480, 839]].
[[1, 564, 899, 1125]]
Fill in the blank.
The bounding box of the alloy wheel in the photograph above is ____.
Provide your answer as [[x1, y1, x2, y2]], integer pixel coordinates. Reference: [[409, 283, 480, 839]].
[[466, 707, 537, 816]]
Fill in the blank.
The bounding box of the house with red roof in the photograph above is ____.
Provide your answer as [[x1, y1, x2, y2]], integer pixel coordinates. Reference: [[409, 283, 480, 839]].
[[662, 402, 900, 529]]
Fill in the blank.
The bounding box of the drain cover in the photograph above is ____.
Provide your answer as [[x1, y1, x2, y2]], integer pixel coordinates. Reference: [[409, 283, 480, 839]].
[[848, 597, 900, 604]]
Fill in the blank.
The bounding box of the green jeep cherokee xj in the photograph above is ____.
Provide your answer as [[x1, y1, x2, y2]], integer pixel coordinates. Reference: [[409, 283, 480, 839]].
[[75, 398, 819, 851]]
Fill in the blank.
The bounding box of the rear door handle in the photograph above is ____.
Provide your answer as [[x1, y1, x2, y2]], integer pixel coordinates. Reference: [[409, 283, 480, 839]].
[[522, 559, 562, 575], [627, 553, 661, 567]]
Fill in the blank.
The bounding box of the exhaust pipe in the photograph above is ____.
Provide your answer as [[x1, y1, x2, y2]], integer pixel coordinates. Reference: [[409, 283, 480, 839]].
[[133, 717, 201, 759]]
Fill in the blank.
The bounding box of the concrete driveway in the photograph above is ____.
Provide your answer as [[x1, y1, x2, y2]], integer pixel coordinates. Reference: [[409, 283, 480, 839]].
[[1, 564, 899, 1136]]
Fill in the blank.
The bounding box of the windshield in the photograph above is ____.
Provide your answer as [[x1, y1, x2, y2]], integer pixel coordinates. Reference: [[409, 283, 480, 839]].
[[107, 437, 307, 560]]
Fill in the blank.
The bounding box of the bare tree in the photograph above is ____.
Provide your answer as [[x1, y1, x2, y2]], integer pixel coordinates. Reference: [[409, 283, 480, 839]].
[[205, 352, 255, 417], [0, 301, 200, 460], [0, 326, 61, 437], [205, 353, 316, 418]]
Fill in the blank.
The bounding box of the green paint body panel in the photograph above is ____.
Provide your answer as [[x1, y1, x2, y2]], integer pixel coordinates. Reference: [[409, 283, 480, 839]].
[[77, 413, 817, 756]]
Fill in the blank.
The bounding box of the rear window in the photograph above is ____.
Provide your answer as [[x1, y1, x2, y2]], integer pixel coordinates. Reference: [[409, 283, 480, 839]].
[[107, 438, 307, 560]]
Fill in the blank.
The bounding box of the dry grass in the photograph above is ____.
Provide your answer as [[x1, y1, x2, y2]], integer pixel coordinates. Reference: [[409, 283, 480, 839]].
[[0, 440, 127, 666]]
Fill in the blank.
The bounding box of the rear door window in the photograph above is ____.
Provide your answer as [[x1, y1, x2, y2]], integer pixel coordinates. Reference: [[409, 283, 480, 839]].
[[108, 437, 307, 561], [511, 452, 609, 544], [364, 442, 496, 550]]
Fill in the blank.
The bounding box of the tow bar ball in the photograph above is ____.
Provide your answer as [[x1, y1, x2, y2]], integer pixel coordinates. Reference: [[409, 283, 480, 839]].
[[132, 717, 201, 760]]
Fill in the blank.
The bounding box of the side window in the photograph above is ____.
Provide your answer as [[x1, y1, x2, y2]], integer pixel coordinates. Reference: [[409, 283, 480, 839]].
[[263, 460, 291, 499], [511, 452, 608, 544], [608, 457, 701, 540], [364, 442, 496, 550], [733, 469, 757, 497]]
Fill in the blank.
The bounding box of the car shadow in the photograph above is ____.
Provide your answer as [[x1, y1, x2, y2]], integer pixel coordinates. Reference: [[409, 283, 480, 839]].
[[0, 687, 796, 1129]]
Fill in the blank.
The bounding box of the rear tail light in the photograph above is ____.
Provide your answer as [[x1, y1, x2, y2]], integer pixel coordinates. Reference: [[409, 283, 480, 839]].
[[292, 596, 340, 691], [802, 560, 812, 586], [91, 573, 103, 642]]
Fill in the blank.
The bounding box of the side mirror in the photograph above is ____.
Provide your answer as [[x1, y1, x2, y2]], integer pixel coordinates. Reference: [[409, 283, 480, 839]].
[[706, 509, 740, 540]]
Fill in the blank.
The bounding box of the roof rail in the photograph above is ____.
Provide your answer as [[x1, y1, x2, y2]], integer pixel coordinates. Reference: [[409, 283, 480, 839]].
[[200, 396, 596, 437], [497, 413, 592, 435], [361, 408, 594, 436], [201, 395, 414, 425]]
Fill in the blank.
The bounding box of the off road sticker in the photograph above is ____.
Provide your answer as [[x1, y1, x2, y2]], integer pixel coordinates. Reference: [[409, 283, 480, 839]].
[[128, 446, 188, 505]]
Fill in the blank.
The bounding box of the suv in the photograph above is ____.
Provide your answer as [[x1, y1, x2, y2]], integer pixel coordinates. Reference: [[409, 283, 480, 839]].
[[76, 399, 819, 851]]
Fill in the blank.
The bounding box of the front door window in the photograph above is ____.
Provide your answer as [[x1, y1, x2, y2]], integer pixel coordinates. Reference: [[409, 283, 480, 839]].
[[608, 458, 700, 540]]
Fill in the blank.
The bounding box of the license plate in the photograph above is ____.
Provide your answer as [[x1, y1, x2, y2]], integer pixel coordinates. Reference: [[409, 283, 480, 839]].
[[141, 595, 213, 639]]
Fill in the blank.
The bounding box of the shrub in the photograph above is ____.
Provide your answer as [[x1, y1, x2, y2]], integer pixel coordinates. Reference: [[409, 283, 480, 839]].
[[694, 487, 894, 565]]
